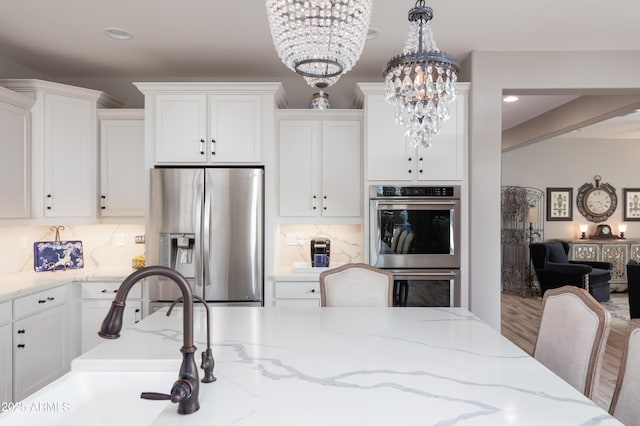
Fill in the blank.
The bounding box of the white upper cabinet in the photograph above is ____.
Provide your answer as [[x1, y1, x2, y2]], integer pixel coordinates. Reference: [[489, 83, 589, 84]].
[[0, 86, 34, 219], [0, 79, 121, 220], [134, 82, 285, 166], [98, 109, 145, 217], [358, 82, 469, 182], [278, 111, 362, 219]]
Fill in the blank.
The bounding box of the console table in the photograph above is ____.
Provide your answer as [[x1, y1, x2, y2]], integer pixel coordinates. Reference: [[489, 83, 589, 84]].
[[568, 239, 640, 292]]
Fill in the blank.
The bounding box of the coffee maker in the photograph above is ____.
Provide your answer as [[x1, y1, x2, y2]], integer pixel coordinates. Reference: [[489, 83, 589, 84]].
[[310, 239, 330, 267]]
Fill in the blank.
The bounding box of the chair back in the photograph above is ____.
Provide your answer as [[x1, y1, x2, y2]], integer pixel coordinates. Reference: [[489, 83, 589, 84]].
[[319, 263, 394, 307], [609, 319, 640, 425], [529, 241, 570, 269], [533, 285, 610, 398]]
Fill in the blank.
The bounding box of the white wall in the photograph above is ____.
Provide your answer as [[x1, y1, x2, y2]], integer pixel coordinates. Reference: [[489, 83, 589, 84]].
[[502, 137, 640, 240]]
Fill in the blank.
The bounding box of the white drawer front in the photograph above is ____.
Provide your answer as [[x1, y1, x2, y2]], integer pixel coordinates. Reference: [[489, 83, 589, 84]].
[[0, 300, 12, 324], [14, 285, 69, 319], [80, 281, 141, 299], [275, 282, 320, 299]]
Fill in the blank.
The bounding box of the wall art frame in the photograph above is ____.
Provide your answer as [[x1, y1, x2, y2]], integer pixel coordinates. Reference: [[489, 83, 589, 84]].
[[623, 188, 640, 221], [546, 187, 573, 221]]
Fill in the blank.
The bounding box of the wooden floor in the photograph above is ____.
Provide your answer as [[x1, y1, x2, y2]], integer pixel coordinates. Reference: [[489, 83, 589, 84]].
[[500, 291, 627, 411]]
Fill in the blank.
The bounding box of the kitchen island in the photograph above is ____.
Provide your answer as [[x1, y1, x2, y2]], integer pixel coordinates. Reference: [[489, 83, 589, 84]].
[[0, 306, 620, 425]]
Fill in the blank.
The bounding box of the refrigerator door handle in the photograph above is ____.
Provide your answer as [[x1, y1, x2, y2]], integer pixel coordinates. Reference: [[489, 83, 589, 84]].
[[203, 182, 211, 288]]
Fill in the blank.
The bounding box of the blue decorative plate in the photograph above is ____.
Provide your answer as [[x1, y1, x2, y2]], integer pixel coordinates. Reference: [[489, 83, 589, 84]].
[[33, 241, 84, 272]]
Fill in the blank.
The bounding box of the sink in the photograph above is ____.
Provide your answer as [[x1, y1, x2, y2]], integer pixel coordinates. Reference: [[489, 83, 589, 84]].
[[0, 371, 177, 425]]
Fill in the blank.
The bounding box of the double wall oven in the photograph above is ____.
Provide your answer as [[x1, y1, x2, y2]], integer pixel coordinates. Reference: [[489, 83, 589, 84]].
[[369, 185, 461, 307]]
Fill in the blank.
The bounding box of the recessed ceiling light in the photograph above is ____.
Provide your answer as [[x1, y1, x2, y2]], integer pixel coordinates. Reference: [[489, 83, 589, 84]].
[[503, 95, 519, 103], [104, 27, 132, 40], [367, 28, 381, 40]]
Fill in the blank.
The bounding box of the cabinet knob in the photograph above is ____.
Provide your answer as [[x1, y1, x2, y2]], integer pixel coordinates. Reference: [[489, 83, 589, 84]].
[[419, 170, 423, 173], [310, 289, 316, 293], [17, 344, 25, 349], [211, 139, 216, 155], [408, 157, 412, 162], [408, 169, 412, 173], [17, 329, 25, 334], [200, 139, 205, 155], [46, 193, 53, 210], [38, 299, 46, 304]]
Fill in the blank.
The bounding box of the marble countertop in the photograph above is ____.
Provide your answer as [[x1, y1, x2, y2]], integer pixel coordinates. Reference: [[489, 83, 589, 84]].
[[0, 268, 135, 302], [2, 306, 621, 425]]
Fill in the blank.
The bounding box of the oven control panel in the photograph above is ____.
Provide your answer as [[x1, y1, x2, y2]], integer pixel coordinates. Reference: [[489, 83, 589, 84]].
[[370, 185, 460, 198]]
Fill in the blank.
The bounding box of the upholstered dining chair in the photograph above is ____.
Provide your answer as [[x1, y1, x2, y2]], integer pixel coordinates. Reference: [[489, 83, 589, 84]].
[[533, 285, 611, 399], [319, 263, 394, 307], [609, 319, 640, 425]]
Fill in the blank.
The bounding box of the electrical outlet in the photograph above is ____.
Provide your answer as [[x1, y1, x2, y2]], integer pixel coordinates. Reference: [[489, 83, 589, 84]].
[[286, 233, 305, 246], [115, 233, 125, 247], [135, 235, 145, 244]]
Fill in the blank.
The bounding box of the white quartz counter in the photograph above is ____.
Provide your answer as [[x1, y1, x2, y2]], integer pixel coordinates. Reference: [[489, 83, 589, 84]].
[[0, 269, 135, 302], [0, 306, 621, 425]]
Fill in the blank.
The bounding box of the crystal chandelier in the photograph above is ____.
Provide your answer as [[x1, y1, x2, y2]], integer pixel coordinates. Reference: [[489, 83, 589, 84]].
[[383, 1, 459, 148], [266, 0, 373, 89]]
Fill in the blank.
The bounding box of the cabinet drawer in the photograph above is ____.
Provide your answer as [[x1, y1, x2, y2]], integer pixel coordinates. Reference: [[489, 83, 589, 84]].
[[14, 285, 69, 319], [0, 300, 12, 324], [80, 281, 141, 299], [275, 282, 320, 299]]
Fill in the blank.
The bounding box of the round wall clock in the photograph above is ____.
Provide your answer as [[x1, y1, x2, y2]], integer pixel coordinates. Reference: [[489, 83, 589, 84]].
[[576, 175, 617, 223]]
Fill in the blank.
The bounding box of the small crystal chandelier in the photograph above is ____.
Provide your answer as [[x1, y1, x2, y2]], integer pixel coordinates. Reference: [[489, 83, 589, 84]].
[[384, 0, 459, 148], [266, 0, 373, 90]]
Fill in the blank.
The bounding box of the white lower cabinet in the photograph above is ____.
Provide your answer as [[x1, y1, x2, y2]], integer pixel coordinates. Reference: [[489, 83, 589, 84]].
[[274, 281, 321, 307], [1, 301, 12, 404], [13, 285, 70, 401], [80, 281, 142, 353]]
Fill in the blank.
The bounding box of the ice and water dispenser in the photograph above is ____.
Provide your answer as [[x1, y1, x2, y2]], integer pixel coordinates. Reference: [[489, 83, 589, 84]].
[[159, 233, 196, 278]]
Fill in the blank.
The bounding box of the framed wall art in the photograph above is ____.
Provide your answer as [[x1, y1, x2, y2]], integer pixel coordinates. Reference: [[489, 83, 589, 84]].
[[623, 188, 640, 221], [546, 187, 573, 221]]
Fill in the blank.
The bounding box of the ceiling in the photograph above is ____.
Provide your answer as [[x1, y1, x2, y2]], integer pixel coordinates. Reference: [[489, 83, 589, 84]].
[[1, 0, 639, 140]]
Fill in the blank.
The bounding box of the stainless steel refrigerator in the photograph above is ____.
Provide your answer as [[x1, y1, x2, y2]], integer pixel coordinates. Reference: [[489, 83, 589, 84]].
[[146, 167, 264, 307]]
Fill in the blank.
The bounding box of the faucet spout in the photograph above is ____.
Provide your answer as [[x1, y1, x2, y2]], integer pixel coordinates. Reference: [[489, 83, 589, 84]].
[[99, 265, 200, 414]]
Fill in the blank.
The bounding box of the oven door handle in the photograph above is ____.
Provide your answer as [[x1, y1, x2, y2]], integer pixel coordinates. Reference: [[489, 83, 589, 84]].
[[372, 200, 458, 208], [393, 271, 458, 278]]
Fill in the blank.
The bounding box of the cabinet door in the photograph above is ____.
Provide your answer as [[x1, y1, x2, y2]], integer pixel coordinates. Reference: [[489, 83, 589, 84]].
[[43, 94, 94, 217], [208, 95, 262, 162], [155, 94, 208, 163], [365, 95, 413, 181], [100, 119, 145, 216], [13, 304, 69, 401], [81, 300, 142, 353], [0, 101, 30, 219], [279, 120, 320, 216], [321, 121, 361, 217], [0, 323, 12, 403], [417, 91, 466, 181]]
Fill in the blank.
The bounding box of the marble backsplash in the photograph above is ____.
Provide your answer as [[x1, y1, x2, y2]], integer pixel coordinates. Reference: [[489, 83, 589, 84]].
[[0, 224, 145, 275], [276, 224, 363, 271]]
